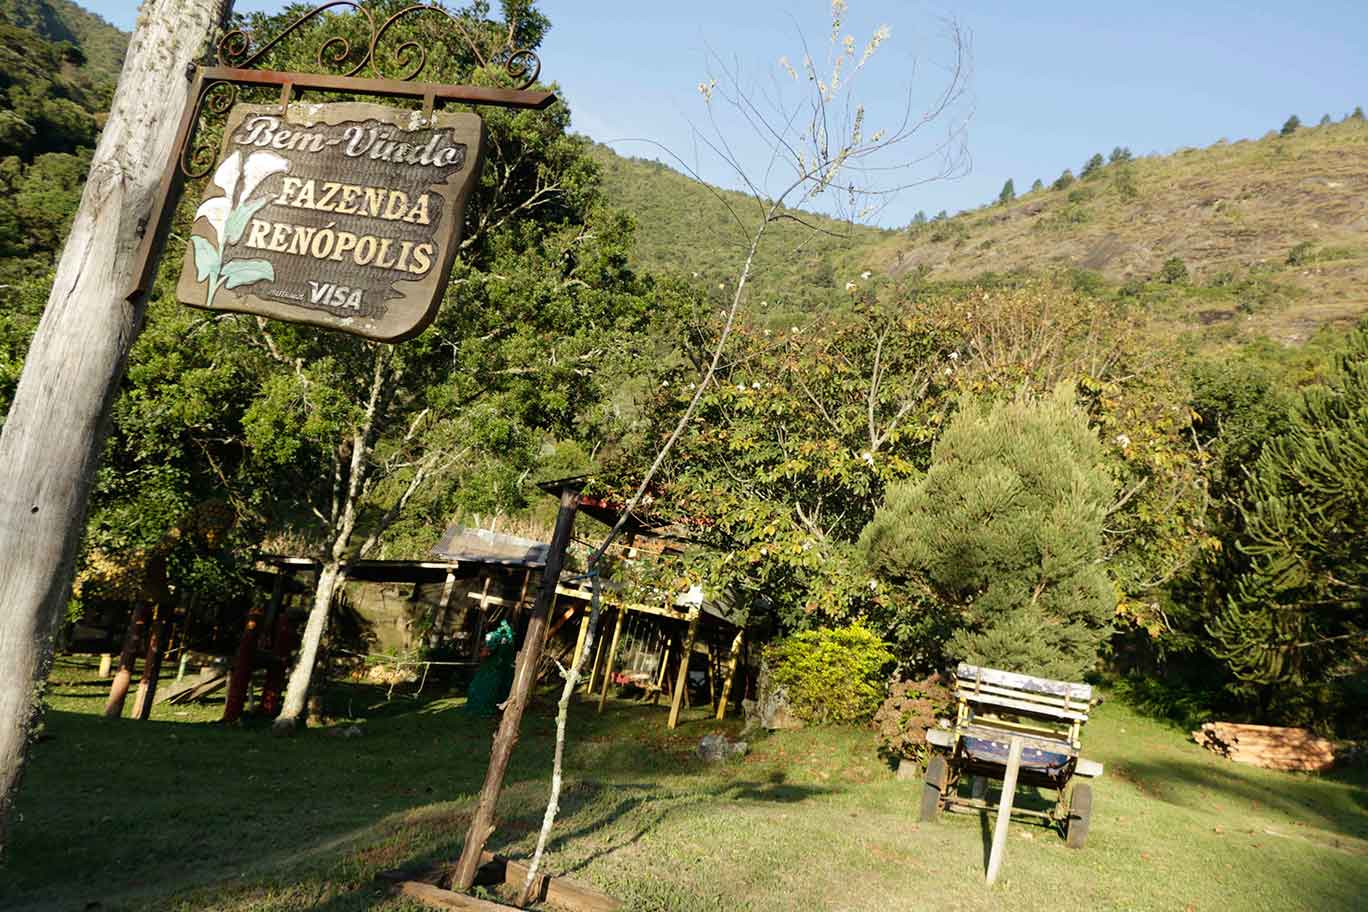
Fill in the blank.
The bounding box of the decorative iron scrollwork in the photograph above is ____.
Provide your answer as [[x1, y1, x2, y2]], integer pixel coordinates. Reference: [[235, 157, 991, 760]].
[[181, 81, 238, 179], [214, 1, 542, 90]]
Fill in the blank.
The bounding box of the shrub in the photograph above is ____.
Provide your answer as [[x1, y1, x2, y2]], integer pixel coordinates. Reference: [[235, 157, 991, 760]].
[[861, 388, 1116, 681], [1280, 114, 1301, 136], [872, 673, 953, 762], [1081, 152, 1105, 178], [1051, 169, 1075, 191], [1030, 178, 1044, 192], [767, 624, 895, 723], [1109, 146, 1133, 164], [1286, 241, 1315, 266], [1159, 256, 1189, 284], [997, 178, 1015, 205], [1113, 165, 1138, 201]]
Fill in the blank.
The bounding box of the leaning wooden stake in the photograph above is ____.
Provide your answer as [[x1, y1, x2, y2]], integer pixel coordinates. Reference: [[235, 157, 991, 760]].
[[451, 485, 580, 892], [104, 602, 151, 719], [0, 0, 232, 851], [597, 609, 625, 713], [986, 736, 1023, 886], [131, 605, 170, 720], [667, 609, 701, 730], [715, 629, 745, 721]]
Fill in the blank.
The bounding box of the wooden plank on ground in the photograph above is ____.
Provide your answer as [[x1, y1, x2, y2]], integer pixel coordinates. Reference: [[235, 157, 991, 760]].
[[480, 853, 622, 912], [398, 880, 516, 910]]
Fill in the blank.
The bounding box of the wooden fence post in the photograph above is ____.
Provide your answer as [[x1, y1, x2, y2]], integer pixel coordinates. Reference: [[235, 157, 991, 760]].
[[451, 484, 580, 891]]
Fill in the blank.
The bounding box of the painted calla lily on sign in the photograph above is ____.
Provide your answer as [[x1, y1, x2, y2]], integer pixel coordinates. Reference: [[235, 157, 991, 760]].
[[191, 150, 289, 308]]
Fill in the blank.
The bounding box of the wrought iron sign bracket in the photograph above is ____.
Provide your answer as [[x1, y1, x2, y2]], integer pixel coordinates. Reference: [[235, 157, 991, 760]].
[[127, 2, 556, 302]]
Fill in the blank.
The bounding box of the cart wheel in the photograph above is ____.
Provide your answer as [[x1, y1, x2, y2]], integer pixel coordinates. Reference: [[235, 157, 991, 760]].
[[919, 755, 948, 822], [1065, 781, 1092, 849]]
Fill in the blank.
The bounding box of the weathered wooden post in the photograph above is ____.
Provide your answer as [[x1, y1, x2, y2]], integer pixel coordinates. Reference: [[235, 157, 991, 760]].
[[985, 736, 1024, 885], [0, 0, 234, 850], [451, 483, 580, 891], [224, 583, 274, 723]]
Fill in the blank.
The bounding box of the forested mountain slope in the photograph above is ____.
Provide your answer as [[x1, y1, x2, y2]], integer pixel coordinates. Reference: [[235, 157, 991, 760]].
[[0, 0, 125, 83], [593, 119, 1368, 345]]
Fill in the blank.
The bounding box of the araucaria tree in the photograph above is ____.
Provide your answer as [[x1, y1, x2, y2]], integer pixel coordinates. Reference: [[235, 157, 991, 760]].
[[1207, 322, 1368, 695], [861, 387, 1116, 680]]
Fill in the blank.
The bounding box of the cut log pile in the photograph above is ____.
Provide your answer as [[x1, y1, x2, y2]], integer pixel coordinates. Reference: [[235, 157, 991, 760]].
[[1192, 722, 1336, 772]]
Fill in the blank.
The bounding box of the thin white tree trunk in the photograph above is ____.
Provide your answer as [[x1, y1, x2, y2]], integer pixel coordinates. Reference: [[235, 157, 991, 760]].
[[273, 560, 343, 732], [272, 348, 387, 733], [0, 0, 230, 853]]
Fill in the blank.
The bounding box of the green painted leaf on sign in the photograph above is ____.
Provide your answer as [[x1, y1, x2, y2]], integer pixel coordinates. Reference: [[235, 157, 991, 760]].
[[224, 197, 273, 246], [191, 236, 220, 284], [220, 258, 275, 290]]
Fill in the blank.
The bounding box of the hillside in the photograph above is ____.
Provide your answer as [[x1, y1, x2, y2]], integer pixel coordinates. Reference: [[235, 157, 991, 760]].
[[595, 119, 1368, 346], [0, 0, 125, 84], [588, 143, 891, 318]]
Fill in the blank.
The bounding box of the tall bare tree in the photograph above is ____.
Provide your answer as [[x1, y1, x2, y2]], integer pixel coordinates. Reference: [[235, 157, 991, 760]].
[[0, 0, 232, 853]]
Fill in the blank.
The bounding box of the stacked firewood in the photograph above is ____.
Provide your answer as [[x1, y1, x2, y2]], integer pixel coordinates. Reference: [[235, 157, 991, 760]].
[[1192, 722, 1336, 772]]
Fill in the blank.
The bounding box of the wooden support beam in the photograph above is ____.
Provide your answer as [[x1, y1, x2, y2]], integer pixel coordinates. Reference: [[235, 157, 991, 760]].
[[223, 578, 275, 723], [451, 485, 580, 892], [570, 609, 591, 674], [97, 653, 112, 678], [585, 617, 607, 694], [398, 881, 512, 911], [104, 602, 151, 718], [716, 629, 745, 721], [986, 736, 1023, 886], [668, 610, 701, 730], [131, 604, 171, 720], [598, 608, 625, 713]]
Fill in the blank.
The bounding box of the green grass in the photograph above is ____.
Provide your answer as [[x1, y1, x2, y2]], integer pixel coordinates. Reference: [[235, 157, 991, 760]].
[[5, 656, 1365, 911]]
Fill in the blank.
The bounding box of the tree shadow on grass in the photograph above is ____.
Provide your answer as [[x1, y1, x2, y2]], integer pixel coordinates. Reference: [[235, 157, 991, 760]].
[[1117, 756, 1368, 843]]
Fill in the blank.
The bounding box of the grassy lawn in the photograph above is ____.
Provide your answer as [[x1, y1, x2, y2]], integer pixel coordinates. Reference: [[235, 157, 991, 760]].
[[4, 656, 1365, 911]]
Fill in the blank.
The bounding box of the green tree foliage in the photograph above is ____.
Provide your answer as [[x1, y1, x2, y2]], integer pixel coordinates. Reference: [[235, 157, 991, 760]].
[[1030, 178, 1044, 192], [1051, 169, 1074, 191], [1081, 152, 1105, 178], [1318, 114, 1331, 126], [767, 623, 894, 723], [1352, 105, 1365, 120], [597, 295, 961, 631], [861, 388, 1116, 680], [1159, 256, 1189, 284], [997, 178, 1015, 205], [1280, 114, 1301, 136], [1208, 323, 1368, 695], [1109, 146, 1133, 164]]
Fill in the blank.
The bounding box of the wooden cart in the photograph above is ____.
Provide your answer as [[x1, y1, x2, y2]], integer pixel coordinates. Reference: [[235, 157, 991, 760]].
[[920, 663, 1104, 883]]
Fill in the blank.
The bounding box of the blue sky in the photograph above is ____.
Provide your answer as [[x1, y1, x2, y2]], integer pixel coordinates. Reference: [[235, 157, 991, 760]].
[[85, 1, 1366, 227]]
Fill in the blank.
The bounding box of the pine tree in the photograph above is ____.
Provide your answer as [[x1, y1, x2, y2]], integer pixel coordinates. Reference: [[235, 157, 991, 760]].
[[997, 178, 1015, 205], [1208, 323, 1368, 687], [1030, 178, 1044, 192], [1052, 169, 1074, 191], [861, 388, 1115, 680], [1081, 152, 1105, 178], [1319, 113, 1332, 126], [1352, 106, 1365, 121], [1109, 146, 1133, 164], [1280, 114, 1301, 136]]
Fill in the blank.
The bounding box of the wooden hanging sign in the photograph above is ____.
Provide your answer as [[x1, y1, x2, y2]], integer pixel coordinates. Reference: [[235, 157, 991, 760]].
[[176, 101, 484, 342]]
